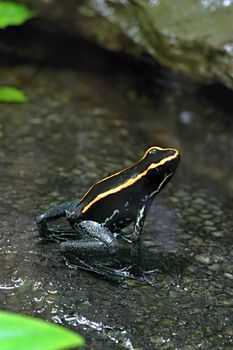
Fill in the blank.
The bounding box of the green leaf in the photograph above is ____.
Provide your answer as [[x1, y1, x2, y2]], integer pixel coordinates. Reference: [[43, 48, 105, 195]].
[[0, 87, 28, 103], [0, 311, 85, 350], [0, 1, 35, 29]]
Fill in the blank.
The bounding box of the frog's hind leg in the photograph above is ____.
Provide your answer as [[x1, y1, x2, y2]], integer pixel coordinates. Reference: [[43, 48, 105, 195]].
[[36, 201, 77, 238], [60, 221, 119, 257]]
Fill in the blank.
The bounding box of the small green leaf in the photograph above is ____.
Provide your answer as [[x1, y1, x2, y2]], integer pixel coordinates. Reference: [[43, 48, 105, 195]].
[[0, 87, 28, 103], [0, 1, 35, 29], [0, 311, 85, 350]]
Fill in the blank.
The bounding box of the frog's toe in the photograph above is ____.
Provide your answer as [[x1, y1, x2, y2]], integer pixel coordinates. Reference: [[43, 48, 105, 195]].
[[36, 213, 46, 224], [37, 213, 57, 239]]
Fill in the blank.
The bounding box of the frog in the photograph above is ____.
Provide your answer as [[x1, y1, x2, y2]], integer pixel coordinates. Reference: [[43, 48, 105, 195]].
[[36, 146, 180, 277]]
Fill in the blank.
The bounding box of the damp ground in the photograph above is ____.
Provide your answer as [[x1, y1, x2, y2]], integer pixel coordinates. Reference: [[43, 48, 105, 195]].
[[0, 26, 232, 350]]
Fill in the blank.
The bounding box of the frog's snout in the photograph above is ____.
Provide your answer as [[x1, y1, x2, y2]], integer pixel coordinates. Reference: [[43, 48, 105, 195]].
[[169, 148, 180, 163], [163, 148, 180, 173], [162, 147, 180, 162], [168, 148, 180, 158]]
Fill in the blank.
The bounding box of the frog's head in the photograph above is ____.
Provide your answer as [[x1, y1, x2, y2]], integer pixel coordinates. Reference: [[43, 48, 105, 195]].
[[143, 146, 180, 192], [145, 146, 180, 173]]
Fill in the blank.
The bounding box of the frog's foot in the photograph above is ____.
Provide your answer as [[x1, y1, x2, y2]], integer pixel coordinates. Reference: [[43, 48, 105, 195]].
[[94, 266, 158, 285], [65, 256, 135, 282], [93, 264, 135, 279], [93, 264, 135, 281], [60, 220, 119, 257], [42, 228, 78, 242], [36, 201, 77, 238], [66, 257, 155, 285]]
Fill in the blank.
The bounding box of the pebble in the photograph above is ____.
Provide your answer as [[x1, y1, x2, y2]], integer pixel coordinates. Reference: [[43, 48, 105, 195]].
[[224, 273, 233, 280], [208, 264, 220, 271], [195, 254, 211, 264], [211, 231, 224, 237]]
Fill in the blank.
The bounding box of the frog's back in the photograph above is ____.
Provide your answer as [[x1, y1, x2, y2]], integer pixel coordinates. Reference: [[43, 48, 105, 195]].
[[77, 147, 180, 231], [79, 146, 179, 210], [79, 161, 143, 211], [78, 166, 144, 231]]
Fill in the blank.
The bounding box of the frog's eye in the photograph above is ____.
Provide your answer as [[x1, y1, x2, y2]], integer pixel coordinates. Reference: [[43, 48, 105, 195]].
[[148, 147, 157, 155]]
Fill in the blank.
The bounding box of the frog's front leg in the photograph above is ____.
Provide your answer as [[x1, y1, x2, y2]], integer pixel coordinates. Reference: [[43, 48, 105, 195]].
[[130, 203, 150, 275], [36, 201, 77, 238], [60, 221, 119, 257]]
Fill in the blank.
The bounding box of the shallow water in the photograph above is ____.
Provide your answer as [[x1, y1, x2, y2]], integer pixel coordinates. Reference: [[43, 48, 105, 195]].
[[0, 26, 232, 349]]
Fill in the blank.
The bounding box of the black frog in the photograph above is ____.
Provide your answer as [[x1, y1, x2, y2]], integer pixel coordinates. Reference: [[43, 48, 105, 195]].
[[37, 146, 180, 276]]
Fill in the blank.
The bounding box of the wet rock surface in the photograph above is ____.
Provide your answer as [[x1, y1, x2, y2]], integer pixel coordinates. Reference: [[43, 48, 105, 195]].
[[0, 29, 233, 349], [16, 0, 233, 90]]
